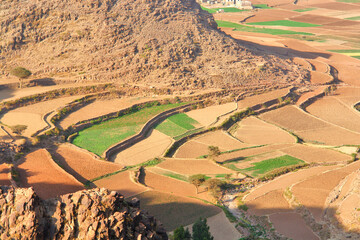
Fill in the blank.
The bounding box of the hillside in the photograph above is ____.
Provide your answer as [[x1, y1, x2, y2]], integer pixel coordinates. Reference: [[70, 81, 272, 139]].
[[0, 186, 167, 239], [0, 0, 306, 89]]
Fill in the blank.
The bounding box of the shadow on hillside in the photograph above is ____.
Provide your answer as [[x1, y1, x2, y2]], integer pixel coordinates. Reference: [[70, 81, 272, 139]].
[[0, 88, 15, 102], [29, 78, 56, 86]]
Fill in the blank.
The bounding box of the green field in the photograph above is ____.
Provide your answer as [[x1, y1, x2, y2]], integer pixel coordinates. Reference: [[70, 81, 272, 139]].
[[328, 49, 360, 59], [216, 20, 314, 35], [131, 191, 221, 231], [242, 155, 304, 177], [293, 8, 316, 12], [201, 6, 249, 13], [72, 103, 186, 155], [155, 113, 200, 138], [346, 16, 360, 20], [253, 4, 272, 9], [247, 20, 321, 27]]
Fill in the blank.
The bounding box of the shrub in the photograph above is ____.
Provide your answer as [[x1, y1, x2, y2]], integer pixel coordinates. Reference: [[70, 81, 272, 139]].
[[10, 125, 27, 135]]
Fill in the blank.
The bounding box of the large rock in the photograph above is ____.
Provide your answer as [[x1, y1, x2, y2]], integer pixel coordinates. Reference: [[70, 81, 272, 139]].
[[0, 186, 167, 240], [0, 0, 306, 89]]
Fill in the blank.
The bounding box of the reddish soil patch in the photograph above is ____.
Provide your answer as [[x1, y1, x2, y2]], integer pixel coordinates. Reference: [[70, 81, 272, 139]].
[[245, 165, 339, 201], [309, 71, 332, 84], [247, 190, 291, 216], [53, 144, 123, 183], [156, 158, 234, 175], [290, 14, 342, 25], [307, 96, 360, 133], [235, 117, 296, 145], [296, 86, 327, 106], [269, 212, 320, 240], [244, 9, 301, 23], [113, 130, 173, 166], [281, 144, 351, 163], [144, 170, 211, 201], [93, 170, 147, 198], [0, 164, 11, 186], [16, 149, 84, 199], [310, 2, 360, 11]]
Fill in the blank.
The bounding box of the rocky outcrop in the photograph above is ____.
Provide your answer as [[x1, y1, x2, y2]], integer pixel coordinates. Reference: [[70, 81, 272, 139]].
[[0, 0, 306, 89], [0, 186, 167, 240]]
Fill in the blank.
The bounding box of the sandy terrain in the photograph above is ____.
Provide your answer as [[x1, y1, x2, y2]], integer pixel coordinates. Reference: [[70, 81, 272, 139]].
[[16, 149, 84, 199], [269, 212, 320, 240], [307, 96, 360, 133], [113, 130, 173, 166], [59, 96, 155, 129], [1, 96, 81, 137], [156, 158, 234, 175], [93, 170, 148, 198], [53, 144, 123, 183], [144, 170, 211, 201], [186, 102, 236, 126], [0, 164, 11, 186], [247, 190, 291, 216], [281, 144, 352, 163], [235, 116, 296, 145], [245, 165, 339, 201]]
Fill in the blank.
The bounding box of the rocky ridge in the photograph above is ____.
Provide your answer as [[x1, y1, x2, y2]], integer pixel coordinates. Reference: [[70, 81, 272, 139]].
[[0, 186, 167, 239], [0, 0, 306, 89]]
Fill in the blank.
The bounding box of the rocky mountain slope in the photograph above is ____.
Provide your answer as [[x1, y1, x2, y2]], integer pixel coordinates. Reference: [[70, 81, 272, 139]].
[[0, 0, 306, 89], [0, 186, 167, 239]]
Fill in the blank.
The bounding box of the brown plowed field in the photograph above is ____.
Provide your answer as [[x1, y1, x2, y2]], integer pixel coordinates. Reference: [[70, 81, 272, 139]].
[[260, 105, 360, 145], [310, 2, 360, 11], [53, 144, 123, 183], [133, 190, 221, 231], [245, 165, 339, 201], [59, 97, 155, 129], [237, 88, 290, 110], [309, 71, 332, 84], [0, 96, 80, 137], [16, 149, 84, 199], [244, 9, 301, 23], [0, 164, 11, 186], [337, 194, 360, 232], [296, 86, 327, 106], [306, 97, 360, 133], [247, 190, 291, 216], [186, 102, 236, 126], [205, 212, 242, 240], [292, 161, 360, 221], [193, 130, 250, 150], [334, 87, 360, 106], [93, 170, 147, 198], [174, 141, 211, 158], [144, 170, 211, 201], [281, 144, 352, 163], [113, 130, 173, 166], [269, 212, 320, 240], [217, 143, 293, 163], [290, 14, 343, 25], [235, 117, 296, 145], [156, 158, 234, 175]]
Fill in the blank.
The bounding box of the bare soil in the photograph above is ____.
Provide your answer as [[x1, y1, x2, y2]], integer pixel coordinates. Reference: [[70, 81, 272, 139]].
[[0, 164, 11, 186], [53, 144, 123, 183], [93, 170, 147, 198], [16, 149, 84, 199], [237, 88, 290, 110], [113, 130, 173, 166], [193, 130, 250, 150], [174, 141, 211, 159], [247, 190, 291, 216]]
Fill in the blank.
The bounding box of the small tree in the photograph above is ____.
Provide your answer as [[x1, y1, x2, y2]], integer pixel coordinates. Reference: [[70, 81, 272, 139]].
[[205, 179, 224, 203], [192, 218, 214, 240], [10, 125, 27, 135], [207, 146, 220, 161], [10, 67, 32, 88], [173, 226, 191, 240], [189, 174, 206, 194]]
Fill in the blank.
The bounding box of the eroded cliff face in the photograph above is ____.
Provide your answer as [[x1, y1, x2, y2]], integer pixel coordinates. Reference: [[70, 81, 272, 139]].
[[0, 0, 306, 89], [0, 186, 167, 239]]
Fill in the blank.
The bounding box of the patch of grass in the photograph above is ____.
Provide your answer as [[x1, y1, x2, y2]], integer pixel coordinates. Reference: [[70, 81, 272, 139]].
[[173, 127, 205, 141], [201, 6, 249, 13], [253, 4, 272, 9], [293, 8, 316, 12], [130, 191, 221, 231], [155, 113, 199, 138], [73, 103, 186, 155], [328, 49, 360, 53], [346, 16, 360, 20], [247, 20, 321, 27], [216, 20, 314, 35], [243, 155, 304, 177]]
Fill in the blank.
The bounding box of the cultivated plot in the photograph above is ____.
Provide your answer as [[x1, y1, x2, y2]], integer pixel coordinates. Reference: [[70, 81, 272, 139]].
[[155, 113, 201, 138]]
